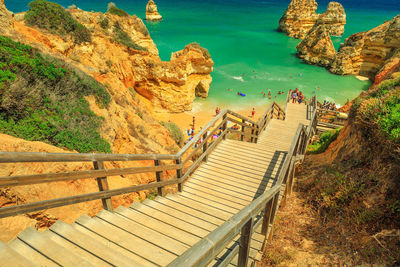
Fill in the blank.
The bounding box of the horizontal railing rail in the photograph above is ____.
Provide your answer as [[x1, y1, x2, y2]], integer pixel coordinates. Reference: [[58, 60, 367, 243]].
[[0, 101, 286, 219]]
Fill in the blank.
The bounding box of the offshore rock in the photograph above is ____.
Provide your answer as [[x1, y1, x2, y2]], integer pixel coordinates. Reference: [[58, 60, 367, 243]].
[[278, 0, 346, 39], [278, 0, 318, 39], [146, 0, 162, 21], [319, 1, 346, 36], [330, 15, 400, 79], [297, 23, 336, 67]]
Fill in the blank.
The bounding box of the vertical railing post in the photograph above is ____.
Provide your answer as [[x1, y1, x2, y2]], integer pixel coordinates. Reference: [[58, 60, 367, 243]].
[[288, 159, 296, 195], [222, 113, 228, 140], [241, 119, 245, 141], [154, 159, 163, 196], [270, 104, 274, 119], [254, 125, 259, 143], [238, 218, 253, 267], [202, 132, 208, 162], [93, 161, 113, 211], [261, 199, 273, 235], [176, 158, 183, 192], [267, 193, 280, 241], [250, 123, 255, 143]]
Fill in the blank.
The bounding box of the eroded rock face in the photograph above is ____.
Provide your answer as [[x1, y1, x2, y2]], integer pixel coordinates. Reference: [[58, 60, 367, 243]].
[[0, 0, 13, 34], [297, 23, 336, 67], [278, 0, 319, 39], [135, 43, 214, 112], [146, 0, 162, 21], [319, 1, 346, 36], [278, 0, 346, 39], [330, 16, 400, 79]]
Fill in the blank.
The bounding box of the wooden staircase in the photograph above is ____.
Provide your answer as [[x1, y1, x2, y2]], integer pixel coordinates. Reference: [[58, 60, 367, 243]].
[[0, 100, 315, 267]]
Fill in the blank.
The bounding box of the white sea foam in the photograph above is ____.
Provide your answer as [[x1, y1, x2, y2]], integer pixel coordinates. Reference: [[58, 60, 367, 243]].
[[232, 76, 244, 82]]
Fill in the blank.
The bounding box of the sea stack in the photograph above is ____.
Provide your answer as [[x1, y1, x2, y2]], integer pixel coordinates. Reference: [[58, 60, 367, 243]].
[[0, 0, 13, 34], [330, 15, 400, 79], [297, 23, 336, 67], [146, 0, 162, 21], [319, 1, 346, 36], [278, 0, 319, 39], [278, 0, 346, 39]]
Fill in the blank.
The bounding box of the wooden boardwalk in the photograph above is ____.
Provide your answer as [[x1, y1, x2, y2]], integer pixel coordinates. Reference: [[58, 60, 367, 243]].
[[0, 103, 310, 267]]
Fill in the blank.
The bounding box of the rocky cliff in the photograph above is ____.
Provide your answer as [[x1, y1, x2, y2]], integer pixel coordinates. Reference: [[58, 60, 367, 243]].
[[0, 1, 211, 241], [278, 0, 346, 39], [13, 7, 213, 113], [330, 15, 400, 79], [296, 23, 336, 67], [0, 0, 13, 35], [319, 1, 346, 36], [146, 0, 162, 21], [278, 0, 319, 39]]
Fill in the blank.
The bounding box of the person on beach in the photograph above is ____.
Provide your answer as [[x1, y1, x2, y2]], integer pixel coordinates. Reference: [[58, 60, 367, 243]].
[[192, 116, 195, 127], [292, 90, 298, 103], [251, 108, 255, 118], [215, 107, 220, 116], [268, 91, 271, 99]]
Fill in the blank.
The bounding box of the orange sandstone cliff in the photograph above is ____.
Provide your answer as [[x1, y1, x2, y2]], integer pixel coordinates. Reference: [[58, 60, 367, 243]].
[[0, 2, 211, 241]]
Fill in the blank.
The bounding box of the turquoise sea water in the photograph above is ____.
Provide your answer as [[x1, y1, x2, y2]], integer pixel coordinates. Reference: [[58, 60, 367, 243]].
[[6, 0, 399, 110]]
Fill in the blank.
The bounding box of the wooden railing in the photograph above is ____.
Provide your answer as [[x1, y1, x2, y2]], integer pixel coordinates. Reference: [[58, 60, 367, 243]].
[[0, 102, 285, 219], [168, 97, 318, 267]]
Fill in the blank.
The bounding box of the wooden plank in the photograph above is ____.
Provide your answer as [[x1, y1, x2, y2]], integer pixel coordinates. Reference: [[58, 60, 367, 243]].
[[17, 227, 93, 266], [153, 196, 224, 226], [238, 218, 253, 267], [8, 238, 58, 266], [142, 199, 217, 231], [0, 151, 177, 163], [0, 163, 180, 188], [165, 194, 233, 220], [130, 202, 210, 238], [0, 241, 37, 267], [214, 144, 283, 159], [211, 148, 281, 164], [185, 179, 254, 203], [208, 152, 285, 171], [115, 206, 200, 246], [71, 222, 154, 266], [177, 192, 239, 215], [196, 165, 272, 185], [188, 175, 262, 199], [42, 230, 110, 266], [182, 187, 247, 209], [95, 209, 189, 255], [49, 220, 137, 267], [0, 177, 179, 218], [76, 214, 173, 266]]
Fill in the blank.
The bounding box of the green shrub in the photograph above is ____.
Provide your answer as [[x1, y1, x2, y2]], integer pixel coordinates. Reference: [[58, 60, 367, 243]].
[[107, 2, 128, 17], [0, 35, 111, 153], [99, 17, 109, 29], [24, 0, 91, 44], [160, 122, 184, 145], [112, 23, 147, 51], [307, 128, 341, 154]]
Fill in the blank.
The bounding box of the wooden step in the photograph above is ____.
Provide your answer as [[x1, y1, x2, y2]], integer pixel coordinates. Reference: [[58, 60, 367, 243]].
[[114, 205, 200, 246], [153, 196, 225, 226], [0, 241, 36, 267], [17, 227, 93, 266], [8, 238, 58, 266], [130, 201, 210, 238], [49, 220, 136, 267]]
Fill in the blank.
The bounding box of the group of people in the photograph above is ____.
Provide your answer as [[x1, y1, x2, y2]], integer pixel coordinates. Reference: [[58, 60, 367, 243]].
[[290, 88, 305, 104]]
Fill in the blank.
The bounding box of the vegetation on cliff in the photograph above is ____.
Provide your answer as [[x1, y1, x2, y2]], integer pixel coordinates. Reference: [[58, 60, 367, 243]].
[[0, 36, 111, 152], [112, 22, 147, 51], [106, 2, 128, 17], [296, 74, 400, 264], [307, 128, 341, 154], [160, 122, 184, 146], [24, 0, 91, 44]]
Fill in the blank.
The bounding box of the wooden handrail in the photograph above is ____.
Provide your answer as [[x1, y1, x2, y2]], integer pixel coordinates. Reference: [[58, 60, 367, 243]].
[[0, 164, 181, 188], [0, 101, 287, 218]]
